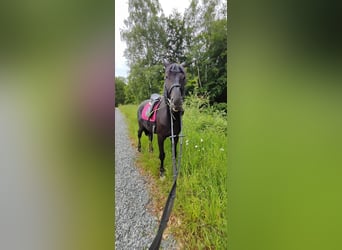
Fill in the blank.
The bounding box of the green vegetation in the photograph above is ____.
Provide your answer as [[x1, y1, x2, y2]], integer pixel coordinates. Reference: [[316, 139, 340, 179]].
[[118, 95, 228, 249], [119, 0, 227, 107], [115, 77, 126, 107]]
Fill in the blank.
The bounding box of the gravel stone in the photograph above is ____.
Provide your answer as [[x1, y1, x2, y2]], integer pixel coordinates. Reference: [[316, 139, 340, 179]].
[[115, 108, 177, 250]]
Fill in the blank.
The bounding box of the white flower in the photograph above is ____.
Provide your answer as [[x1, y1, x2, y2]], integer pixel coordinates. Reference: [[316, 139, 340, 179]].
[[200, 138, 203, 143], [220, 148, 224, 151], [195, 145, 198, 148]]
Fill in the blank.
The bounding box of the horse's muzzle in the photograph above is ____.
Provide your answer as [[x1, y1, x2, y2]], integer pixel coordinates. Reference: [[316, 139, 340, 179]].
[[170, 97, 183, 112], [171, 104, 183, 113]]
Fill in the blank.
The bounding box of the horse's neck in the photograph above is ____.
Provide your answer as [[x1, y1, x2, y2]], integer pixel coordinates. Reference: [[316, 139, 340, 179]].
[[163, 88, 168, 102]]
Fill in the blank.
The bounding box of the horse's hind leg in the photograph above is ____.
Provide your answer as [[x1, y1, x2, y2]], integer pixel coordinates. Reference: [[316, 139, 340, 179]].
[[158, 135, 166, 177], [148, 133, 153, 153], [137, 126, 143, 152]]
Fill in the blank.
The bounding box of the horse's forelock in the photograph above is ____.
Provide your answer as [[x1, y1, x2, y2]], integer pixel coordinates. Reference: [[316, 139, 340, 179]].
[[167, 63, 184, 74]]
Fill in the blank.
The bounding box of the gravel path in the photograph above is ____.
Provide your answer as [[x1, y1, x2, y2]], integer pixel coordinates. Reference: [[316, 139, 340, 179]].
[[115, 108, 177, 250]]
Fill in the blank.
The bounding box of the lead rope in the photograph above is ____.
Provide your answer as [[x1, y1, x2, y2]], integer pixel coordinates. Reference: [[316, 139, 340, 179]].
[[170, 105, 178, 181], [149, 105, 183, 250]]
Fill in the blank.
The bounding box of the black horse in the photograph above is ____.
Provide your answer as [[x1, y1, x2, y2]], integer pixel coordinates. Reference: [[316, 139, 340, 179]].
[[137, 60, 186, 177]]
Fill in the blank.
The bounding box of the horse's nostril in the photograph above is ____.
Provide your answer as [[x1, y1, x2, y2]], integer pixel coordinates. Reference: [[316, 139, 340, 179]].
[[173, 99, 182, 106]]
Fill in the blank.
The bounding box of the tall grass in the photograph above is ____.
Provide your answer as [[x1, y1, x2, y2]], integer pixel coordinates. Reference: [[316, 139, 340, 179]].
[[118, 95, 228, 249]]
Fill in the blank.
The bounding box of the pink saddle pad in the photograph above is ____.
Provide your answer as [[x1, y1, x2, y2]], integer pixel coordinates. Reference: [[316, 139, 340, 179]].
[[141, 102, 160, 122]]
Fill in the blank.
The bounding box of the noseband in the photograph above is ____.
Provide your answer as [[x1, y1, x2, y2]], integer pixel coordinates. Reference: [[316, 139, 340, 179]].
[[164, 83, 182, 104]]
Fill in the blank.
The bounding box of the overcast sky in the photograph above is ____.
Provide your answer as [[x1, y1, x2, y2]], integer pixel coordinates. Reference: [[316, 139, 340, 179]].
[[115, 0, 191, 78]]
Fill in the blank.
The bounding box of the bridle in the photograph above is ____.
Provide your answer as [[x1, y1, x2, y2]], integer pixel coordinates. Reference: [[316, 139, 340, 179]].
[[163, 83, 182, 105], [163, 64, 185, 106]]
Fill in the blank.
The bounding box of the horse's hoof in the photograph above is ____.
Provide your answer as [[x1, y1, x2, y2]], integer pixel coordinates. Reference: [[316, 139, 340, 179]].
[[159, 171, 165, 180]]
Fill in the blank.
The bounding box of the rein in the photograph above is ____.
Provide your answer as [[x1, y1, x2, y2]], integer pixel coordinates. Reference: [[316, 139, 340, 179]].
[[149, 104, 184, 250]]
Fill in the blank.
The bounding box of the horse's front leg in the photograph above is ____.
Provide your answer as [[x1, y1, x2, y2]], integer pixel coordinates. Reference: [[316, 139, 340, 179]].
[[157, 135, 165, 177], [137, 127, 143, 152], [148, 133, 153, 153]]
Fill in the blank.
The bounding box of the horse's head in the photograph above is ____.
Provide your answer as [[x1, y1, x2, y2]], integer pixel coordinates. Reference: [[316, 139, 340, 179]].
[[163, 60, 186, 112]]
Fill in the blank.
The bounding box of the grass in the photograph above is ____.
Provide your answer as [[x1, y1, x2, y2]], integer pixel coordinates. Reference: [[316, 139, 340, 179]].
[[118, 95, 228, 249]]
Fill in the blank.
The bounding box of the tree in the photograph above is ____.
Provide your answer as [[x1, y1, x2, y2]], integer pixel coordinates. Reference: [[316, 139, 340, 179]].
[[183, 0, 206, 89], [120, 0, 166, 104], [121, 0, 166, 67], [183, 0, 227, 104], [115, 77, 126, 106], [203, 18, 227, 103], [165, 10, 186, 63]]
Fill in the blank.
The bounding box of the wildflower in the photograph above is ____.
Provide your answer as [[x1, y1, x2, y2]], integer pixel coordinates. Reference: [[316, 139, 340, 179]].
[[195, 145, 198, 149], [200, 138, 203, 143], [186, 139, 189, 146], [220, 148, 224, 151]]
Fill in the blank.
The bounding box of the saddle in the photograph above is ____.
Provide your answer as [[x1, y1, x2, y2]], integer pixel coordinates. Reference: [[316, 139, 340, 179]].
[[145, 93, 161, 120]]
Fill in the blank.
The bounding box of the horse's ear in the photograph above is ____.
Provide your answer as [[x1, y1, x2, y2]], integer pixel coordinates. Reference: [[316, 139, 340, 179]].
[[163, 59, 170, 67], [180, 62, 186, 67]]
